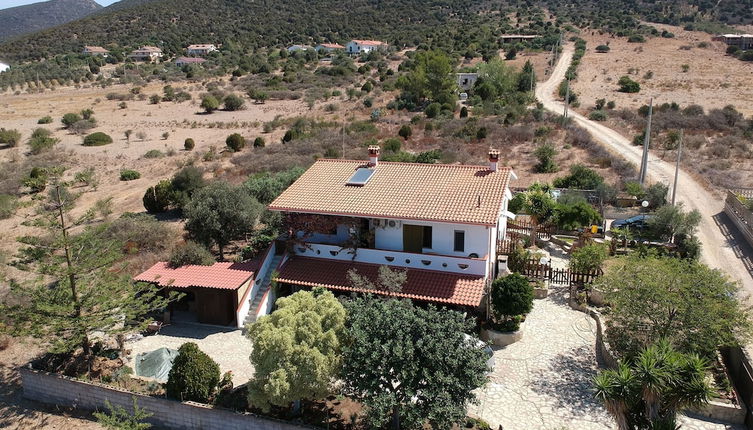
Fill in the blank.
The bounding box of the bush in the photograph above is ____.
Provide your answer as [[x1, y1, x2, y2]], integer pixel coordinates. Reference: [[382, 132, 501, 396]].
[[223, 94, 245, 111], [82, 132, 113, 146], [534, 143, 557, 173], [200, 95, 220, 113], [119, 169, 141, 181], [0, 194, 17, 219], [226, 133, 245, 152], [424, 102, 441, 118], [184, 138, 195, 151], [459, 106, 468, 118], [143, 149, 164, 159], [570, 243, 608, 272], [589, 110, 607, 121], [618, 76, 640, 93], [383, 138, 401, 153], [553, 164, 604, 189], [0, 128, 22, 147], [253, 137, 265, 148], [627, 34, 645, 43], [398, 124, 412, 140], [61, 113, 82, 128], [37, 116, 53, 124], [143, 180, 173, 213], [595, 45, 610, 53], [168, 241, 214, 268], [166, 342, 220, 403], [491, 273, 533, 328]]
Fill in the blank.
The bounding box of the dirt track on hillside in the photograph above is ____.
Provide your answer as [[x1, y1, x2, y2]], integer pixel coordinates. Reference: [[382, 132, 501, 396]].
[[536, 44, 753, 297]]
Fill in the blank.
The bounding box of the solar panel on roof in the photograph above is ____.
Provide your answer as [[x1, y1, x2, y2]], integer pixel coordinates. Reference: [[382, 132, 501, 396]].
[[346, 168, 376, 186]]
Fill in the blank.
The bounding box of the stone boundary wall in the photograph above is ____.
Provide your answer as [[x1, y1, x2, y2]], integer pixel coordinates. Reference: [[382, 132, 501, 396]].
[[21, 366, 316, 430]]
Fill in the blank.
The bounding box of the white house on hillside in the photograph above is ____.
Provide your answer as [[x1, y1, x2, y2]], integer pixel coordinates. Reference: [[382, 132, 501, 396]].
[[267, 146, 517, 309], [315, 43, 345, 53], [346, 39, 389, 55], [186, 44, 217, 56], [287, 44, 313, 53], [456, 72, 479, 91], [128, 46, 163, 62]]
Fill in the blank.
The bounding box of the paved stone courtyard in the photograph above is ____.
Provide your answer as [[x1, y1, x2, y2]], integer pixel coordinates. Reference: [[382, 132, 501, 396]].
[[469, 282, 743, 430], [125, 323, 254, 386]]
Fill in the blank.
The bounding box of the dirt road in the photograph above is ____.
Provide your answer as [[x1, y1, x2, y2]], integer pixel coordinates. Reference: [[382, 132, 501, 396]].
[[536, 44, 753, 296]]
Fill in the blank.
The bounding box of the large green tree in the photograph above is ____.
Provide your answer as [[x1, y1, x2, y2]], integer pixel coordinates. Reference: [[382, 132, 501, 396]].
[[247, 289, 346, 413], [341, 297, 488, 429], [648, 202, 701, 243], [475, 58, 518, 101], [596, 256, 750, 358], [183, 182, 263, 260], [0, 184, 178, 356], [397, 50, 457, 106]]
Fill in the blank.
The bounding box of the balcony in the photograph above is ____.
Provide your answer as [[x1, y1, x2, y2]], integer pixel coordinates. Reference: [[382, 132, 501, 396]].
[[291, 242, 487, 276]]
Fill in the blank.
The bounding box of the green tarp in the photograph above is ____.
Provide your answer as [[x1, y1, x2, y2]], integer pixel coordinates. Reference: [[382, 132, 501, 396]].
[[134, 347, 178, 382]]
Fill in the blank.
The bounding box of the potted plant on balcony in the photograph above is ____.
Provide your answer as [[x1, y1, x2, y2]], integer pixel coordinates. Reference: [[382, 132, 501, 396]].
[[482, 273, 534, 346]]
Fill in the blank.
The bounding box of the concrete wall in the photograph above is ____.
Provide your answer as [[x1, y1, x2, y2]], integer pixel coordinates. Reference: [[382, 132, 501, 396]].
[[21, 367, 313, 430], [374, 218, 491, 258]]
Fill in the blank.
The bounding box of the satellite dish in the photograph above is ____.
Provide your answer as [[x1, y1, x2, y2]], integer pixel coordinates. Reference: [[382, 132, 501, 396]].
[[641, 200, 649, 208]]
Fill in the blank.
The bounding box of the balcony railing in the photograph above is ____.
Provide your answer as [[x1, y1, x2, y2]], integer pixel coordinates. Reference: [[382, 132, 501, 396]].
[[292, 243, 487, 276]]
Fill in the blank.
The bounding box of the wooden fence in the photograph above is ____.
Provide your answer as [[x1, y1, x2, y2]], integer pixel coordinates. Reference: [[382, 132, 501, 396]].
[[517, 257, 602, 287], [506, 220, 555, 240], [724, 189, 753, 250]]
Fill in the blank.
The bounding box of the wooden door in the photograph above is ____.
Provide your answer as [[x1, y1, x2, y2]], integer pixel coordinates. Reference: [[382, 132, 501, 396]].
[[403, 224, 423, 253]]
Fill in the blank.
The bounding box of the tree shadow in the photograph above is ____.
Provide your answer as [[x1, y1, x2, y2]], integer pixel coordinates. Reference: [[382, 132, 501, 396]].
[[529, 344, 605, 417]]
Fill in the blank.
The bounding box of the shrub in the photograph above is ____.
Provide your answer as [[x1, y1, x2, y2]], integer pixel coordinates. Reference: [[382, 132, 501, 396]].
[[383, 138, 401, 153], [200, 95, 220, 113], [361, 81, 373, 92], [589, 110, 607, 121], [226, 133, 246, 152], [37, 116, 53, 124], [143, 180, 173, 213], [82, 132, 113, 146], [223, 94, 245, 111], [61, 113, 82, 128], [627, 34, 645, 43], [424, 102, 441, 118], [168, 241, 214, 268], [119, 169, 141, 181], [570, 243, 608, 272], [149, 94, 160, 104], [534, 143, 557, 173], [476, 127, 488, 140], [727, 45, 740, 55], [553, 164, 604, 189], [617, 76, 640, 93], [491, 273, 533, 329], [166, 342, 220, 403], [0, 194, 17, 219], [143, 150, 164, 159], [459, 106, 468, 118], [253, 137, 265, 148], [184, 138, 195, 151], [0, 128, 22, 147], [398, 124, 412, 140], [595, 45, 610, 53]]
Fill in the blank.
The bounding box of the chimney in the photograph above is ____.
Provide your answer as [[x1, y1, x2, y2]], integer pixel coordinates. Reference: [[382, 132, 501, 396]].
[[368, 145, 380, 166], [488, 148, 500, 172]]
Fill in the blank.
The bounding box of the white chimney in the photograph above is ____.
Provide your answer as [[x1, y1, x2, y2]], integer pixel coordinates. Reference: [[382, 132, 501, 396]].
[[488, 148, 500, 172], [368, 145, 380, 166]]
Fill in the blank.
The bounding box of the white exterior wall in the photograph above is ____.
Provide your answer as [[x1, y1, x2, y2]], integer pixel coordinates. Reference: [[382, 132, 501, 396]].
[[346, 41, 384, 54], [373, 219, 492, 259]]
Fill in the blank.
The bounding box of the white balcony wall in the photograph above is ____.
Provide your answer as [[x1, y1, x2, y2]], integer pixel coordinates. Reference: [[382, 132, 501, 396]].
[[301, 224, 350, 245], [373, 219, 491, 259], [292, 243, 487, 276]]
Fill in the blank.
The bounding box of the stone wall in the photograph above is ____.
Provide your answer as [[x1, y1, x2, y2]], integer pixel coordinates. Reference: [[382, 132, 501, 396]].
[[21, 366, 315, 430]]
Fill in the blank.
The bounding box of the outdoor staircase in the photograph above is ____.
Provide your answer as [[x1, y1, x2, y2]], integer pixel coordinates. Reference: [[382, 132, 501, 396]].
[[243, 254, 283, 327]]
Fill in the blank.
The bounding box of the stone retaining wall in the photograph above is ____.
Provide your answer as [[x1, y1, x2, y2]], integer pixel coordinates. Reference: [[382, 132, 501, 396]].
[[21, 366, 315, 430]]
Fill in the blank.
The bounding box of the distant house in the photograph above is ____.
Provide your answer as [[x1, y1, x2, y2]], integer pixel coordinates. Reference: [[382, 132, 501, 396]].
[[500, 34, 540, 44], [346, 40, 389, 55], [186, 44, 217, 56], [175, 56, 207, 67], [128, 46, 163, 62], [713, 34, 753, 50], [456, 72, 479, 91], [287, 44, 313, 53], [82, 46, 109, 57], [315, 43, 345, 53]]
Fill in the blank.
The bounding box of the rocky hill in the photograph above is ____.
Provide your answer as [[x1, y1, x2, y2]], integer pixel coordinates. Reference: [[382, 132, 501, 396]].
[[0, 0, 102, 42]]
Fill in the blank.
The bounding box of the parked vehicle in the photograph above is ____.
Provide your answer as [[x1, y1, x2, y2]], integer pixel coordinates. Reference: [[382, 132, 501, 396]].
[[610, 214, 652, 231]]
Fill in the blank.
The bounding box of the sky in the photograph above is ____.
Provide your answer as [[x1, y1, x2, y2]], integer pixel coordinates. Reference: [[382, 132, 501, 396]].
[[0, 0, 121, 9]]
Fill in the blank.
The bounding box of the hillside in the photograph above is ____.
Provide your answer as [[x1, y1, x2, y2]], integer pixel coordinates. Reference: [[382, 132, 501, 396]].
[[0, 0, 102, 42], [0, 0, 508, 61]]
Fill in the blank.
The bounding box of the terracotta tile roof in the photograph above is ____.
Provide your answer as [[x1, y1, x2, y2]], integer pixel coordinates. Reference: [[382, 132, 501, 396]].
[[318, 43, 345, 49], [176, 57, 207, 63], [83, 46, 108, 53], [276, 257, 485, 306], [268, 159, 512, 225], [351, 40, 388, 46], [134, 261, 258, 290], [187, 44, 215, 49]]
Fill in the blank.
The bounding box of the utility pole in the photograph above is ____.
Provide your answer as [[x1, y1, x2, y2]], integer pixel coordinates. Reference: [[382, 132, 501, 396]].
[[562, 77, 570, 123], [671, 129, 684, 206], [639, 98, 653, 185]]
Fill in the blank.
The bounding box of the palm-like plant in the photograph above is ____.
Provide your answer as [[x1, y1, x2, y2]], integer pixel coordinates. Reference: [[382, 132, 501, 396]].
[[594, 363, 637, 430]]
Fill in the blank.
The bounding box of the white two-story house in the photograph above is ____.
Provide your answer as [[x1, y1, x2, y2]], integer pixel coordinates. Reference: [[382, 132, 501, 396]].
[[346, 39, 389, 55], [186, 44, 217, 56], [268, 146, 516, 310]]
